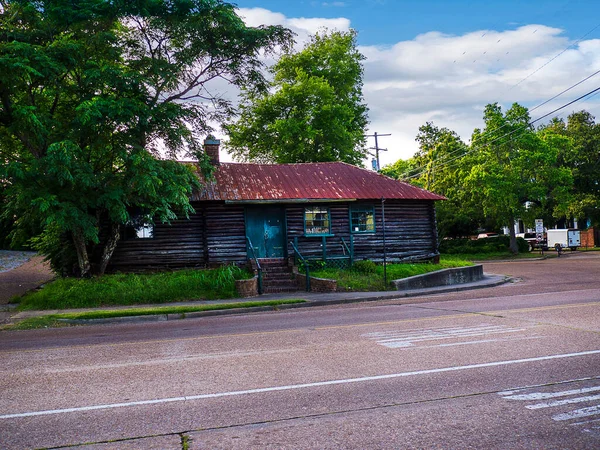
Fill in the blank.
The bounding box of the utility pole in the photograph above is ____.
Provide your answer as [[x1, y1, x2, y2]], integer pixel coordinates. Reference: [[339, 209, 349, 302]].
[[366, 132, 391, 171]]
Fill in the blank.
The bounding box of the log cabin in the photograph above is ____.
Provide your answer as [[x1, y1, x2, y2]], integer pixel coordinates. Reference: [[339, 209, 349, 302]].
[[108, 139, 445, 291]]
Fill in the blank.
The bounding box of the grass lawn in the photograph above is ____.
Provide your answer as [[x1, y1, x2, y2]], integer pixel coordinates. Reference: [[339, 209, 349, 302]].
[[446, 251, 547, 261], [14, 265, 254, 311], [311, 257, 472, 291], [6, 299, 306, 330]]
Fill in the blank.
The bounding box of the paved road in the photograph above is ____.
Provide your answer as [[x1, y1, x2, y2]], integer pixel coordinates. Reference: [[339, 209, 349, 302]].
[[1, 253, 599, 449]]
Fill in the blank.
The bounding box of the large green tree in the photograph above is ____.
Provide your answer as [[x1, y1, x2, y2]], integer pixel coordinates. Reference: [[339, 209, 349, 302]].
[[0, 0, 292, 276], [463, 103, 573, 253], [225, 30, 369, 165], [382, 122, 480, 239], [542, 111, 600, 226]]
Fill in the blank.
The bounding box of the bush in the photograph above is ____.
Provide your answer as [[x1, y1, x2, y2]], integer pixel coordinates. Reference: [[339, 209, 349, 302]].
[[439, 235, 529, 254], [516, 237, 530, 253], [352, 259, 377, 274]]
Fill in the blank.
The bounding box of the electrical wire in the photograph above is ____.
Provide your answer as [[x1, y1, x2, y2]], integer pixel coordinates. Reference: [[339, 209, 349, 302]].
[[397, 68, 600, 180], [401, 85, 600, 181], [508, 22, 600, 91]]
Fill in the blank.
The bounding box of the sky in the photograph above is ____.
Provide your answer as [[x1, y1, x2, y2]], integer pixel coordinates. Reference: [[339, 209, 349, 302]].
[[217, 0, 600, 167]]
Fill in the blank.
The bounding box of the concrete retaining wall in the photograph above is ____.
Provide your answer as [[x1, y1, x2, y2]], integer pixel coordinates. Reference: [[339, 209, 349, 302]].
[[392, 265, 484, 290], [235, 276, 259, 297], [295, 273, 338, 292]]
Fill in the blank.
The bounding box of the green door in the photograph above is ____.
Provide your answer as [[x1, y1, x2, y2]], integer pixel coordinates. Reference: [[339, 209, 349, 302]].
[[245, 207, 285, 258]]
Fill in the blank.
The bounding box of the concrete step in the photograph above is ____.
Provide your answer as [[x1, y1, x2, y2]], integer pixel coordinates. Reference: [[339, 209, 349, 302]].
[[263, 287, 300, 293]]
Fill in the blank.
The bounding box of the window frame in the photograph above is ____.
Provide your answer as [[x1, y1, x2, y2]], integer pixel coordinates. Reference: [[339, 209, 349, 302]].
[[303, 206, 332, 236], [122, 216, 155, 240], [349, 204, 376, 234]]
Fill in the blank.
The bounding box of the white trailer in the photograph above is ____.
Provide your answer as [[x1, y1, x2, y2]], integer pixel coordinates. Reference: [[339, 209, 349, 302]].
[[546, 229, 580, 251]]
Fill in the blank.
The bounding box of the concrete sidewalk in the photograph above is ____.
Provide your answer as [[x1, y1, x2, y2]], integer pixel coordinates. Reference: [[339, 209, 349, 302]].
[[6, 273, 509, 326]]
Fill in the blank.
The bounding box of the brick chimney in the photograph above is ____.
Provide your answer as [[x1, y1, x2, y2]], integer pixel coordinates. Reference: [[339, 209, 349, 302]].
[[204, 137, 220, 166]]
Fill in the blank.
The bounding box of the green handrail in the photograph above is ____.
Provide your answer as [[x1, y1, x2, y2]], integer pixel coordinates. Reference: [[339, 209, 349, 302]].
[[246, 236, 263, 294], [290, 240, 310, 292], [340, 237, 353, 266]]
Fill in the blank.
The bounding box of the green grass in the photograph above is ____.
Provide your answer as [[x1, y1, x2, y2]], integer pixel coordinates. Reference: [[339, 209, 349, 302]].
[[444, 251, 546, 261], [15, 265, 254, 311], [311, 258, 472, 291], [5, 299, 306, 330]]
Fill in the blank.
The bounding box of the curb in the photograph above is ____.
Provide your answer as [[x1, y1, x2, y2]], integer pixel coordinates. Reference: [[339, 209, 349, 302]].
[[22, 274, 509, 327]]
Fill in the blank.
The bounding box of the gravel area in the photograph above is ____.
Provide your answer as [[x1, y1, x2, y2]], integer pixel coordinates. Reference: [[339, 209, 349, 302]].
[[0, 250, 37, 273], [0, 251, 54, 307]]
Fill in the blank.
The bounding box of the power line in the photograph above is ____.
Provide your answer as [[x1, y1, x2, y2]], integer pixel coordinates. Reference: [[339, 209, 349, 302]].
[[508, 21, 600, 92], [397, 68, 600, 180], [401, 84, 600, 181]]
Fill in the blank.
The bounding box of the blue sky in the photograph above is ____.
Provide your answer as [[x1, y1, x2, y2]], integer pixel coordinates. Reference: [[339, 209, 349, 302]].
[[223, 1, 600, 165], [235, 0, 598, 45]]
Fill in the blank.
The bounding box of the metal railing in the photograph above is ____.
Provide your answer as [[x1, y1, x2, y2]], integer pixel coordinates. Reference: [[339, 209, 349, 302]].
[[290, 240, 310, 292], [246, 236, 263, 294], [340, 237, 353, 266]]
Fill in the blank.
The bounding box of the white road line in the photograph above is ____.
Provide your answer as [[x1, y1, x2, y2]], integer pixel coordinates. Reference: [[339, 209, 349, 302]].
[[376, 329, 527, 344], [527, 394, 600, 410], [365, 325, 516, 339], [503, 386, 600, 401], [571, 418, 600, 426], [553, 405, 600, 421], [2, 350, 600, 420]]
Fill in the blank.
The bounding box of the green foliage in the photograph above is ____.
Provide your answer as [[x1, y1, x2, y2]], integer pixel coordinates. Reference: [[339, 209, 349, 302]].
[[312, 259, 472, 291], [381, 122, 481, 239], [225, 30, 369, 165], [0, 0, 293, 276], [16, 265, 254, 310], [352, 259, 377, 274], [439, 236, 530, 254], [463, 103, 573, 253], [539, 111, 600, 226], [6, 299, 307, 329]]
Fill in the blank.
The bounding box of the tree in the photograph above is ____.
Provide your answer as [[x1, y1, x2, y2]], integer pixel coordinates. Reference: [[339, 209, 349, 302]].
[[0, 0, 292, 276], [382, 123, 480, 239], [463, 103, 573, 253], [225, 30, 369, 165], [553, 111, 600, 226]]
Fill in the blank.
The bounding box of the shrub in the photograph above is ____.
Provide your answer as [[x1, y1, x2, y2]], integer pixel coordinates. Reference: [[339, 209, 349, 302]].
[[439, 234, 530, 254], [352, 259, 377, 274]]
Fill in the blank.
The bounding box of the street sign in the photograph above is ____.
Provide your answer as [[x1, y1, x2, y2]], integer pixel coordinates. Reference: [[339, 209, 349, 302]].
[[535, 219, 544, 233], [535, 219, 544, 242]]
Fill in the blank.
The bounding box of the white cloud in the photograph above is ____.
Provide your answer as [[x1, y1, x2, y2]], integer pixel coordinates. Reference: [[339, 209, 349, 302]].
[[237, 7, 350, 45], [360, 25, 600, 165], [209, 9, 600, 166]]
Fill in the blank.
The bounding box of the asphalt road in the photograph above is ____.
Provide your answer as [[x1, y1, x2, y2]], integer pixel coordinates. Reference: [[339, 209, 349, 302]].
[[1, 252, 599, 449]]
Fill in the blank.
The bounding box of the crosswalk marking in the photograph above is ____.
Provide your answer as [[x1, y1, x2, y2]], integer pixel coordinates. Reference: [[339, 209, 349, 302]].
[[364, 323, 534, 349], [527, 394, 600, 410], [553, 405, 600, 421], [502, 386, 600, 401], [499, 379, 600, 433]]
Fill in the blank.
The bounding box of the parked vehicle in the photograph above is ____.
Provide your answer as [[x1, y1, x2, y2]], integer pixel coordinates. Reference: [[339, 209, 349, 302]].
[[516, 232, 537, 250], [546, 229, 580, 251], [477, 232, 499, 239]]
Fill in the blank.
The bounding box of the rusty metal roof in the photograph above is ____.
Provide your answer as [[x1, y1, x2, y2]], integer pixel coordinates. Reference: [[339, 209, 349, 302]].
[[193, 162, 445, 202]]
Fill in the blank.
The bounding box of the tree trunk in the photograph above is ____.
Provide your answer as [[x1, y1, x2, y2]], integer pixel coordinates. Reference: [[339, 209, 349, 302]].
[[508, 218, 519, 255], [72, 228, 91, 277], [98, 223, 120, 275]]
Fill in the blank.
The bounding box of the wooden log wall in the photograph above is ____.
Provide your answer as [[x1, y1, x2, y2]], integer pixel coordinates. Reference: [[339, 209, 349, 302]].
[[108, 202, 248, 272], [286, 200, 439, 262], [108, 199, 440, 272], [109, 211, 205, 272], [203, 203, 247, 266]]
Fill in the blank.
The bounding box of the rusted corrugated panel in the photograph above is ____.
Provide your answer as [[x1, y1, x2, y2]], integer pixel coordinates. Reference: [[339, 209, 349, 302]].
[[193, 162, 445, 201]]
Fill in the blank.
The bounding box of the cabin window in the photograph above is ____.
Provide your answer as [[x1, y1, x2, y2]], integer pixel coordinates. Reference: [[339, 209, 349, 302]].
[[304, 207, 331, 235], [123, 220, 154, 239], [350, 205, 375, 233]]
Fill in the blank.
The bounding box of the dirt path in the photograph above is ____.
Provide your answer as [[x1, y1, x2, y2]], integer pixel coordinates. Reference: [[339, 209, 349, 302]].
[[0, 255, 54, 305]]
